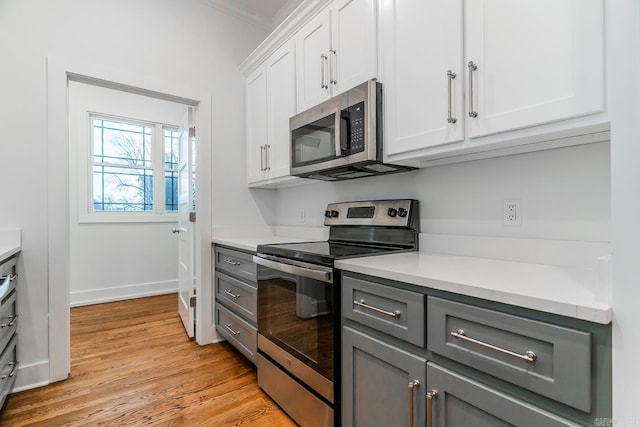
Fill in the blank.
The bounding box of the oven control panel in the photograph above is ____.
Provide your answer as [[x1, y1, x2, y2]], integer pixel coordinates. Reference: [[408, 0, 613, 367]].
[[324, 199, 418, 228]]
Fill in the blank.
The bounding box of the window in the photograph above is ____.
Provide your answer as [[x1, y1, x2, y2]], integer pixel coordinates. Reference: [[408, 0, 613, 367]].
[[90, 115, 179, 215]]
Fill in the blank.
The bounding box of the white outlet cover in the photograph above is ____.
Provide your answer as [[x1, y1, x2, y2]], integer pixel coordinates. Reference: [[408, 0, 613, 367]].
[[503, 199, 522, 226]]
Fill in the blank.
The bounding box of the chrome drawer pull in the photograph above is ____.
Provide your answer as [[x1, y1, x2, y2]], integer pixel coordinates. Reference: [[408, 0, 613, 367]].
[[223, 289, 240, 299], [1, 315, 18, 328], [353, 299, 401, 319], [426, 390, 438, 427], [1, 361, 18, 380], [450, 329, 537, 364], [224, 324, 240, 336], [408, 380, 419, 427], [447, 70, 457, 124], [223, 259, 241, 266], [467, 61, 478, 118]]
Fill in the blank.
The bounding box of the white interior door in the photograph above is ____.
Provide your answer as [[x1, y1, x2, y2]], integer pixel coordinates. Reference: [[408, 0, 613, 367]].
[[177, 108, 195, 338]]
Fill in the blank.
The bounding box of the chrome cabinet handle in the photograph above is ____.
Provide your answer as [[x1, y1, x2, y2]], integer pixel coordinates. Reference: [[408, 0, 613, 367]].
[[353, 299, 401, 319], [426, 390, 438, 427], [265, 144, 271, 171], [320, 53, 329, 89], [224, 324, 240, 336], [329, 48, 337, 85], [223, 259, 241, 266], [1, 361, 18, 380], [260, 145, 265, 171], [1, 315, 18, 329], [447, 70, 457, 124], [467, 61, 478, 118], [224, 289, 240, 299], [408, 380, 420, 427], [450, 329, 537, 363]]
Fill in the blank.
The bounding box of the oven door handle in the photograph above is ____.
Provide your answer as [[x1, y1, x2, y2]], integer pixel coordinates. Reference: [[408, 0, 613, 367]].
[[253, 254, 333, 284]]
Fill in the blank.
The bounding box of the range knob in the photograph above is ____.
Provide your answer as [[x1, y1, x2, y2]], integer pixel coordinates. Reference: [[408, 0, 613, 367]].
[[398, 208, 408, 218], [331, 210, 339, 218], [324, 210, 332, 218], [387, 208, 398, 218]]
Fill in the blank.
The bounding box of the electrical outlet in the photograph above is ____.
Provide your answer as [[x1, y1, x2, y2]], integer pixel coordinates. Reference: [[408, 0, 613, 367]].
[[503, 199, 521, 226], [298, 208, 306, 223]]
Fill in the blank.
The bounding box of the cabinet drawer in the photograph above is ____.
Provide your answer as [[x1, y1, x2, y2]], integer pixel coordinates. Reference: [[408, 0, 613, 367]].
[[0, 289, 17, 352], [343, 276, 425, 347], [214, 246, 257, 283], [427, 362, 580, 427], [427, 297, 591, 412], [215, 271, 257, 324], [0, 334, 18, 408], [216, 304, 257, 365]]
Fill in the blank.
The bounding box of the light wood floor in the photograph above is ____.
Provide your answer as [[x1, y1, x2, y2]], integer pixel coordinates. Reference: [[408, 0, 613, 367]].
[[0, 293, 296, 426]]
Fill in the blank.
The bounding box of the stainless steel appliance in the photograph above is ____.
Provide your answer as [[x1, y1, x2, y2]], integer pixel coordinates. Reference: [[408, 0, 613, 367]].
[[289, 80, 415, 181], [253, 199, 420, 427]]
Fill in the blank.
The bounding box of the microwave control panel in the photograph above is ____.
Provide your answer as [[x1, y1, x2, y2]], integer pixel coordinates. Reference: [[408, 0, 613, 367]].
[[342, 101, 365, 154]]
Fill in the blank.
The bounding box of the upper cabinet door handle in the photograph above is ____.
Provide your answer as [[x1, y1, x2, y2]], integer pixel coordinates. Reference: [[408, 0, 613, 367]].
[[467, 61, 478, 118], [447, 70, 457, 124], [329, 48, 337, 85], [320, 53, 329, 89]]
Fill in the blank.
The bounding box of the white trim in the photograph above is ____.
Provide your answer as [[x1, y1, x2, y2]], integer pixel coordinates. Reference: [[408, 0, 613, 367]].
[[70, 280, 178, 307], [12, 361, 50, 392], [201, 0, 274, 31], [47, 54, 214, 383]]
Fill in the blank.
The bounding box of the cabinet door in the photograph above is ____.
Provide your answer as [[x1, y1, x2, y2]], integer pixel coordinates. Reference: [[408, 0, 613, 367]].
[[343, 326, 427, 427], [296, 9, 332, 111], [426, 363, 580, 426], [266, 39, 297, 179], [331, 0, 377, 96], [245, 65, 268, 184], [465, 0, 604, 139], [381, 0, 464, 157]]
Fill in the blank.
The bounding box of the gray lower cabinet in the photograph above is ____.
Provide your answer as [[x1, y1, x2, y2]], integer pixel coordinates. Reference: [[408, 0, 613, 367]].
[[213, 245, 258, 365], [426, 363, 580, 427], [342, 326, 427, 427], [0, 254, 19, 410]]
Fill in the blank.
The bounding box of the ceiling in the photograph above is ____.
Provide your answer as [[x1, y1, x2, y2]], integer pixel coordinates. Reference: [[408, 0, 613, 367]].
[[205, 0, 305, 30]]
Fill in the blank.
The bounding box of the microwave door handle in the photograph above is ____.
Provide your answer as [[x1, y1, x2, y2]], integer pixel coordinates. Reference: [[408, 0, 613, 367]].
[[333, 112, 342, 158], [340, 109, 351, 155], [253, 255, 333, 283]]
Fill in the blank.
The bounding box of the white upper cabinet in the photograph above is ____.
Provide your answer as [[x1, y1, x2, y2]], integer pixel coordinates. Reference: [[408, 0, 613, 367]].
[[381, 0, 464, 156], [465, 0, 604, 139], [296, 0, 377, 111], [382, 0, 605, 163], [246, 40, 298, 186], [245, 65, 268, 184]]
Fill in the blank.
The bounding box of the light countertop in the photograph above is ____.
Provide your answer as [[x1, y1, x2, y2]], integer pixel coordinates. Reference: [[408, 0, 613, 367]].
[[336, 251, 611, 324], [0, 230, 21, 261], [213, 235, 316, 253]]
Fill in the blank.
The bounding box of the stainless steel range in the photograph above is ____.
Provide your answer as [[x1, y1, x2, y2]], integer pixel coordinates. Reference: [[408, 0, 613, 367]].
[[253, 199, 420, 427]]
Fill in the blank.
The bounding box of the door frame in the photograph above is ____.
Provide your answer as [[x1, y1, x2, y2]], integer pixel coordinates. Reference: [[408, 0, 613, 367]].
[[46, 55, 214, 382]]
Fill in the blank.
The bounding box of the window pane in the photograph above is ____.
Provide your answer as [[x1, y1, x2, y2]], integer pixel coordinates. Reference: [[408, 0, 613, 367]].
[[93, 118, 152, 167], [164, 128, 179, 169], [165, 171, 178, 212], [93, 165, 153, 211]]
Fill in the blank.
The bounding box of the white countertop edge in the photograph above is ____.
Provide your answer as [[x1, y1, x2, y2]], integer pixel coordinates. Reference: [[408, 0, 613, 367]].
[[0, 229, 22, 261], [336, 255, 612, 325], [212, 235, 318, 252]]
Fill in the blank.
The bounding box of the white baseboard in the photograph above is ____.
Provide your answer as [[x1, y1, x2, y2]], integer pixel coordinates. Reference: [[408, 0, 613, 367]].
[[12, 360, 51, 392], [70, 280, 178, 307]]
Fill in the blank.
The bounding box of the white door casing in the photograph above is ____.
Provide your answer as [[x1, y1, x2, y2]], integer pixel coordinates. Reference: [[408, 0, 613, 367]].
[[177, 108, 195, 338]]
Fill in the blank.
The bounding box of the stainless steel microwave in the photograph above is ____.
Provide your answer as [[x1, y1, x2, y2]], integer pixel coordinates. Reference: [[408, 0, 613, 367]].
[[289, 80, 415, 181]]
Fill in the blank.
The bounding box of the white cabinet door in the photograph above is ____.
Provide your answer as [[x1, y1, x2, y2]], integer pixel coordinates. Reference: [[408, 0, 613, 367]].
[[465, 0, 604, 139], [296, 9, 332, 111], [266, 39, 297, 179], [381, 0, 464, 156], [245, 66, 268, 184], [331, 0, 377, 96]]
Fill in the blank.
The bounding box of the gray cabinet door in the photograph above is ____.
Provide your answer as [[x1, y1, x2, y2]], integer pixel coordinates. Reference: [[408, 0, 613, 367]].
[[343, 326, 427, 427], [426, 363, 580, 427]]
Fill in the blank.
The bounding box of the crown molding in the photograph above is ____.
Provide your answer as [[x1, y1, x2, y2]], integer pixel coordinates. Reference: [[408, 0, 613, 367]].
[[200, 0, 274, 31], [239, 0, 332, 76]]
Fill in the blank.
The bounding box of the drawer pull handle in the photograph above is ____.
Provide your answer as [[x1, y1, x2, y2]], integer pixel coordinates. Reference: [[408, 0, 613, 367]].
[[224, 324, 240, 336], [408, 380, 419, 427], [450, 329, 537, 364], [1, 315, 18, 328], [223, 259, 241, 266], [353, 299, 401, 319], [426, 389, 438, 427], [224, 289, 240, 299], [1, 361, 18, 380]]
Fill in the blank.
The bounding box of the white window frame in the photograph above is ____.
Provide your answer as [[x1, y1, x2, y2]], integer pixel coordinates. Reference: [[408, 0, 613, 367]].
[[78, 112, 179, 223]]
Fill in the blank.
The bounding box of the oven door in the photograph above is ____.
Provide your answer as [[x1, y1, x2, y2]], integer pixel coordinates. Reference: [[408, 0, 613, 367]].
[[253, 254, 335, 403]]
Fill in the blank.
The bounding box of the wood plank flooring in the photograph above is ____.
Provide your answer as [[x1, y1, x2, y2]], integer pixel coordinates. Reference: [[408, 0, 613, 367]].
[[0, 293, 296, 426]]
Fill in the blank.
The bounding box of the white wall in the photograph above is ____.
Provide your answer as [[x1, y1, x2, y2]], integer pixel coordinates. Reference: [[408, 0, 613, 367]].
[[68, 82, 186, 306], [0, 0, 270, 390], [276, 142, 610, 243]]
